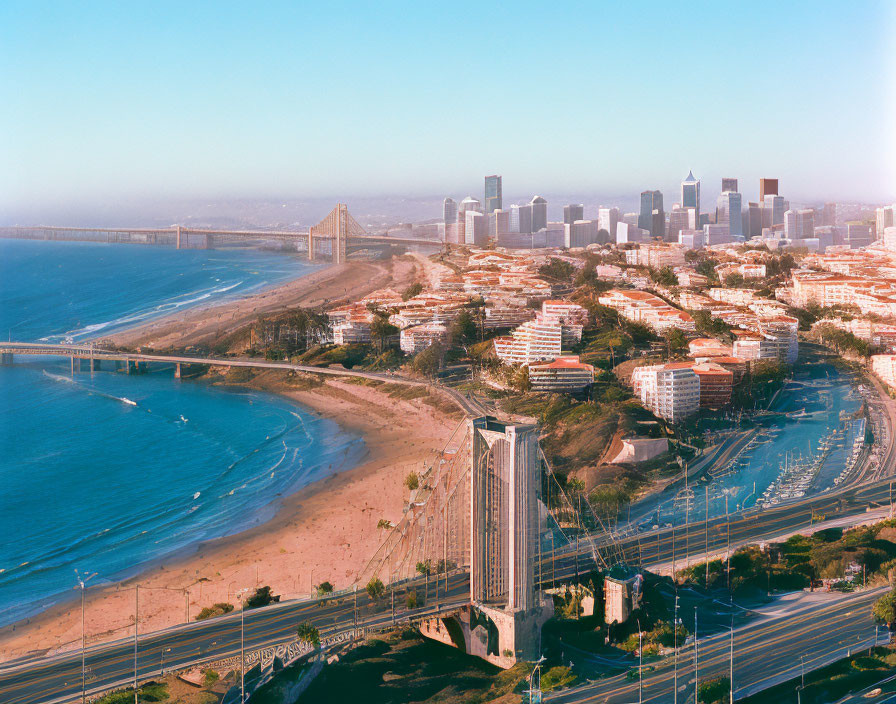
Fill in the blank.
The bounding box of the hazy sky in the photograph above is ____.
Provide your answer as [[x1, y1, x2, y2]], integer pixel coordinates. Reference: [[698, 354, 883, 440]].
[[2, 0, 894, 218]]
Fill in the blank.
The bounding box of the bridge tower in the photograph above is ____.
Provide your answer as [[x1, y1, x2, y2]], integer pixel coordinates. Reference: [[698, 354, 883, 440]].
[[467, 416, 551, 664], [309, 204, 366, 264]]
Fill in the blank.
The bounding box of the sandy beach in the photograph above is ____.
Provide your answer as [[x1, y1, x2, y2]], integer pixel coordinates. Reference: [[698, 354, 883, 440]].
[[106, 256, 425, 350], [0, 254, 457, 663]]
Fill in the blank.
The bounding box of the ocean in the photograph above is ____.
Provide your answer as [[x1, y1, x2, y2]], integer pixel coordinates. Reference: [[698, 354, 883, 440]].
[[0, 239, 363, 626]]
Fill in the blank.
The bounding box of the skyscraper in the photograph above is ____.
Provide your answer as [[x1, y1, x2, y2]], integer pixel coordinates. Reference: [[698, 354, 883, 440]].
[[510, 204, 533, 234], [442, 197, 457, 242], [530, 196, 548, 232], [563, 204, 584, 225], [639, 190, 664, 238], [681, 171, 700, 218], [721, 177, 738, 193], [484, 175, 502, 215], [759, 178, 779, 202], [465, 210, 488, 246], [597, 207, 620, 241], [716, 191, 743, 238]]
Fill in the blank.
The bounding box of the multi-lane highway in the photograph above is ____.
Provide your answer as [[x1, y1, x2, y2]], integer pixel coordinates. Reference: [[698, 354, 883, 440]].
[[548, 587, 890, 703]]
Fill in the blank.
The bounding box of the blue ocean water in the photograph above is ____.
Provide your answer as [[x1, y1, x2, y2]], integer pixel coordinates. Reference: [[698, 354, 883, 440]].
[[0, 240, 363, 626]]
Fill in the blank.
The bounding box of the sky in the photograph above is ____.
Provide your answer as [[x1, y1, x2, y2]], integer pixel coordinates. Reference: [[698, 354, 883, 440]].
[[1, 0, 894, 221]]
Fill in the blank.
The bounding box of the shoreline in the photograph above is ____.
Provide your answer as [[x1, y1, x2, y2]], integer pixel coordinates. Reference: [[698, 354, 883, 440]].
[[0, 368, 462, 663], [0, 255, 442, 663]]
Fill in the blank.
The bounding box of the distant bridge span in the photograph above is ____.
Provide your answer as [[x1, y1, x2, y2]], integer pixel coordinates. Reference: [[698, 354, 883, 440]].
[[0, 204, 442, 263]]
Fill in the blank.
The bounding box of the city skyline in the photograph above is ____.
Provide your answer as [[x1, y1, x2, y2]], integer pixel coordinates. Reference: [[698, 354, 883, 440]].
[[2, 0, 895, 219]]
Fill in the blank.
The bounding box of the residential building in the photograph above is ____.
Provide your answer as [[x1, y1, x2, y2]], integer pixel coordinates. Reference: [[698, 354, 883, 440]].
[[691, 362, 734, 408], [703, 223, 732, 246], [625, 242, 686, 269], [679, 229, 704, 250], [399, 322, 448, 354], [565, 219, 599, 248], [631, 363, 701, 422], [493, 317, 563, 365], [598, 289, 695, 332], [528, 355, 595, 392], [484, 175, 502, 215], [846, 223, 873, 249]]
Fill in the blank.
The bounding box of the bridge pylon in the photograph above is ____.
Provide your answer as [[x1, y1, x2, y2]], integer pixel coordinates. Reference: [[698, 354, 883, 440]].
[[309, 204, 366, 264]]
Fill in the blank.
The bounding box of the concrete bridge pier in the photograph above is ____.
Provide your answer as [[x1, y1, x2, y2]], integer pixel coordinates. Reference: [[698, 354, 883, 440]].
[[0, 353, 12, 365], [174, 362, 182, 379]]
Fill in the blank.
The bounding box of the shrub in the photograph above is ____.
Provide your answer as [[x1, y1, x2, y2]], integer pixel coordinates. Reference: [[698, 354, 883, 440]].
[[194, 602, 234, 621], [202, 669, 219, 688], [366, 577, 385, 601], [698, 676, 730, 704], [244, 586, 279, 610], [404, 472, 419, 491], [541, 665, 576, 691]]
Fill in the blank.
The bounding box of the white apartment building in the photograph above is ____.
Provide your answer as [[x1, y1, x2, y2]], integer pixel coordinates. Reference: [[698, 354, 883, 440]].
[[493, 317, 563, 365], [631, 363, 701, 423], [528, 356, 595, 392], [624, 243, 687, 269], [399, 322, 448, 354]]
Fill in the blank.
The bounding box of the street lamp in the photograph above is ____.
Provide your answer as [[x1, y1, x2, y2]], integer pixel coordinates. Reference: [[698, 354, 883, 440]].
[[237, 587, 250, 702], [74, 570, 96, 704]]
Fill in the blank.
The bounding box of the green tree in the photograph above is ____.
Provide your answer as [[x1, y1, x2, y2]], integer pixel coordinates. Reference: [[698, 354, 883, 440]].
[[402, 282, 423, 301], [650, 266, 679, 287], [698, 676, 731, 704], [873, 590, 896, 627], [406, 591, 418, 608], [244, 586, 279, 610], [664, 328, 688, 354], [538, 258, 576, 282], [695, 258, 720, 281], [370, 310, 398, 352], [316, 581, 334, 596], [415, 560, 432, 576], [410, 342, 444, 378], [404, 472, 419, 491], [723, 272, 745, 288], [297, 621, 320, 648], [366, 577, 386, 601], [449, 310, 477, 345], [202, 669, 219, 688]]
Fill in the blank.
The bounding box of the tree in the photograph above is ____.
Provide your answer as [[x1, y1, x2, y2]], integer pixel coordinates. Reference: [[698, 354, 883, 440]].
[[404, 472, 419, 491], [366, 577, 386, 601], [510, 364, 531, 392], [416, 560, 432, 576], [695, 257, 720, 281], [402, 282, 423, 301], [370, 311, 398, 353], [698, 676, 731, 704], [202, 669, 219, 688], [723, 272, 745, 288], [406, 591, 418, 608], [664, 328, 688, 355], [244, 586, 279, 610], [873, 590, 896, 628], [297, 621, 320, 648], [449, 310, 477, 345], [538, 258, 576, 282], [316, 581, 334, 596], [411, 342, 444, 378], [649, 266, 678, 287]]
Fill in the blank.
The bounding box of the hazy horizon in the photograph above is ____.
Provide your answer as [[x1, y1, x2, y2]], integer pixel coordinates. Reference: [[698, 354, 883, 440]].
[[3, 1, 895, 220]]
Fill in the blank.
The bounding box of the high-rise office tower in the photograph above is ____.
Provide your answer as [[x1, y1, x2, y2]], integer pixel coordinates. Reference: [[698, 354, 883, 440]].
[[762, 195, 787, 227], [470, 417, 539, 611], [484, 175, 503, 215], [822, 203, 837, 227], [510, 204, 533, 234], [681, 171, 700, 218], [530, 196, 548, 232], [639, 190, 665, 237], [759, 178, 779, 202], [721, 178, 738, 193], [597, 206, 620, 241], [443, 197, 457, 243], [878, 205, 896, 236], [745, 202, 762, 237], [716, 191, 743, 238], [465, 210, 488, 246], [563, 204, 584, 225]]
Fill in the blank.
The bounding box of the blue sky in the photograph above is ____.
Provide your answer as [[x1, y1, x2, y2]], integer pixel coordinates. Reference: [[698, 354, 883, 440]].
[[1, 0, 894, 215]]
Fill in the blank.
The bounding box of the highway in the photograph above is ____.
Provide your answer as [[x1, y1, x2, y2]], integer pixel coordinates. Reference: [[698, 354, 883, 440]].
[[548, 587, 889, 703], [0, 574, 471, 704]]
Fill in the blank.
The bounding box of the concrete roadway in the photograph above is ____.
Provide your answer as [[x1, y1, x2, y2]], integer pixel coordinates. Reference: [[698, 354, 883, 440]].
[[0, 573, 471, 704], [548, 587, 889, 703]]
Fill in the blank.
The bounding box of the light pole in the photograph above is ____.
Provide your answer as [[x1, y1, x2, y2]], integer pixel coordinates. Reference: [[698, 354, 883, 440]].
[[75, 570, 96, 704], [729, 616, 735, 704], [237, 587, 249, 702], [637, 618, 643, 704], [673, 593, 679, 704], [694, 608, 698, 704], [134, 585, 139, 704]]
